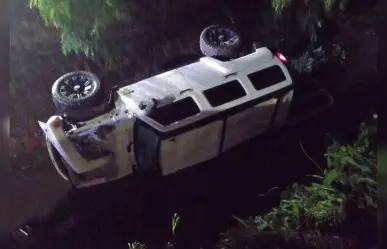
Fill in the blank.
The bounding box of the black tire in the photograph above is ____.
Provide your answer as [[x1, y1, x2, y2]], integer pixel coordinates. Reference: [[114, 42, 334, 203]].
[[52, 71, 104, 121], [200, 25, 241, 59]]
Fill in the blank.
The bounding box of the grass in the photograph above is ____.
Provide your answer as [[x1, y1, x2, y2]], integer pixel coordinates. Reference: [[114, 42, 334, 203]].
[[217, 119, 377, 249], [126, 118, 377, 249]]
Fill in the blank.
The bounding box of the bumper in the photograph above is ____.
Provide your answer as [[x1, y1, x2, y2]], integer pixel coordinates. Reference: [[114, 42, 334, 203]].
[[39, 115, 112, 175]]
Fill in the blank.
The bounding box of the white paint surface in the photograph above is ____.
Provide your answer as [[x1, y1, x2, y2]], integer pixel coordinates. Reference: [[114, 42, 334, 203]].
[[118, 48, 293, 134], [222, 98, 278, 152], [271, 90, 294, 128], [160, 120, 223, 175], [42, 47, 294, 187]]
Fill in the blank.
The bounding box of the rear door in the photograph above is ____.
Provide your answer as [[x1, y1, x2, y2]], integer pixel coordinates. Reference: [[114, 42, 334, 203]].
[[221, 65, 288, 152], [221, 98, 278, 152], [159, 120, 223, 175]]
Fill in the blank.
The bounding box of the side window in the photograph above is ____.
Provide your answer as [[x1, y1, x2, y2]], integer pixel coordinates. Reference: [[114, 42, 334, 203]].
[[203, 80, 247, 107], [247, 65, 286, 91], [148, 97, 200, 126]]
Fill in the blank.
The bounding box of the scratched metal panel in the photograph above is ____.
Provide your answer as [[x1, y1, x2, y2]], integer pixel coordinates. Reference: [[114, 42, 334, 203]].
[[222, 98, 278, 152], [159, 120, 223, 175], [120, 70, 192, 109]]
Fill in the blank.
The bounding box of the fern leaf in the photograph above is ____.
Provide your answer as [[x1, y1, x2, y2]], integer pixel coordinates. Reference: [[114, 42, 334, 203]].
[[323, 169, 339, 187]]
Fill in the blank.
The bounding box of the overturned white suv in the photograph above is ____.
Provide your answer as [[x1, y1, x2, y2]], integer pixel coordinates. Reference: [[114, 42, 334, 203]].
[[39, 27, 295, 188]]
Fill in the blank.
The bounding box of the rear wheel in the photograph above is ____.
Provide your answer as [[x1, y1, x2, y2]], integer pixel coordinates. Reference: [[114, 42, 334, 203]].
[[200, 25, 242, 59]]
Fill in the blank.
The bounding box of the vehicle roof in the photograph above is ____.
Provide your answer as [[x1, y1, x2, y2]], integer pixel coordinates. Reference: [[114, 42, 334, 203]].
[[118, 47, 292, 133]]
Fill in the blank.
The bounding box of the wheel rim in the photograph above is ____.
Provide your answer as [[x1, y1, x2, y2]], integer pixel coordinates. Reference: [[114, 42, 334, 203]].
[[206, 27, 237, 46], [58, 73, 97, 100]]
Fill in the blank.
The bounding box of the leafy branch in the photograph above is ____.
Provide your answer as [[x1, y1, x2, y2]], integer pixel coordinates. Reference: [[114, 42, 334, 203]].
[[29, 0, 128, 58]]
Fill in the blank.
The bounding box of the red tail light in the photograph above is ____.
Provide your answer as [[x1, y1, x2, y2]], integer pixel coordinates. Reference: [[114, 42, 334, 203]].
[[276, 52, 287, 63]]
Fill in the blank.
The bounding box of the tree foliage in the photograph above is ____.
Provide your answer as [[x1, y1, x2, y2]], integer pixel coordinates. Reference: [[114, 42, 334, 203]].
[[270, 0, 351, 43], [29, 0, 128, 57], [289, 43, 347, 75]]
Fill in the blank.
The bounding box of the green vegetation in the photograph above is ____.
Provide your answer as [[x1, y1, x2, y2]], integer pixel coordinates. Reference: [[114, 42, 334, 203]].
[[271, 0, 291, 16], [17, 1, 377, 248], [29, 0, 128, 58], [29, 0, 358, 72], [171, 213, 180, 236], [128, 213, 180, 249], [128, 242, 148, 249], [126, 120, 377, 249], [290, 43, 347, 76], [270, 0, 351, 44], [218, 120, 377, 249]]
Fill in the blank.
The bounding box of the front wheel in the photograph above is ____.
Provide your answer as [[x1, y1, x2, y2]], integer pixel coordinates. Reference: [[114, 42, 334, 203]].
[[52, 71, 104, 121]]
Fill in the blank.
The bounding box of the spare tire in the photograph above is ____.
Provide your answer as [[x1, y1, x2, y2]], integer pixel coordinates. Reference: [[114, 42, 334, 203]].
[[200, 25, 241, 59], [52, 71, 104, 121]]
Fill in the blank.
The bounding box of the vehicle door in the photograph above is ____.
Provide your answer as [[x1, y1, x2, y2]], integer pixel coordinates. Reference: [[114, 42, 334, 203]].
[[142, 96, 224, 175], [220, 64, 290, 152]]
